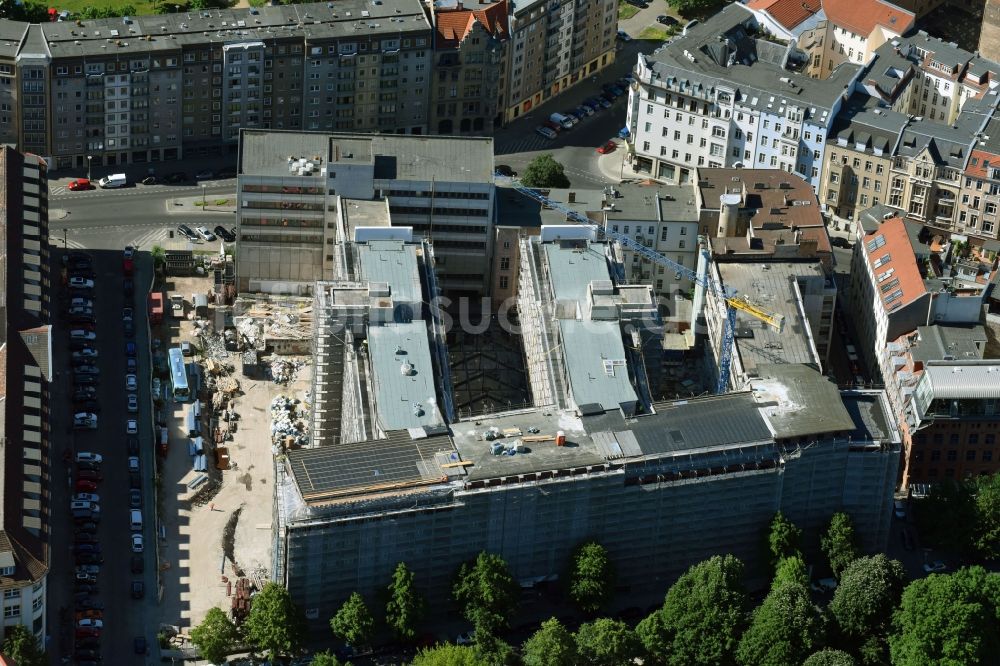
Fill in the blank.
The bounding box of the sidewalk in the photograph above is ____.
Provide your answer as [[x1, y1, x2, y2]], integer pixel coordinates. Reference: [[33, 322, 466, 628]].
[[167, 194, 237, 215]]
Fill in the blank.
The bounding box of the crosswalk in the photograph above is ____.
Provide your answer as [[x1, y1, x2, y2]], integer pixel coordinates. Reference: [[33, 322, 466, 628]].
[[52, 226, 171, 251], [50, 185, 68, 196]]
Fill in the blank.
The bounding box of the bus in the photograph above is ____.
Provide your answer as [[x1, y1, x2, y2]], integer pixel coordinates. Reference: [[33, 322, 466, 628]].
[[168, 347, 190, 401]]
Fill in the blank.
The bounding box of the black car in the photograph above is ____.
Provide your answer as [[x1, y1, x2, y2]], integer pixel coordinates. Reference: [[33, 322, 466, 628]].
[[129, 488, 142, 509], [218, 167, 237, 179], [131, 580, 145, 599], [123, 278, 135, 299], [75, 553, 104, 565], [131, 555, 144, 574], [69, 269, 96, 280], [164, 171, 188, 184], [213, 225, 237, 243], [74, 649, 101, 660], [177, 224, 199, 242], [75, 522, 99, 533], [656, 14, 678, 25], [76, 599, 105, 611], [124, 321, 135, 338], [831, 236, 853, 249], [69, 259, 93, 272], [73, 374, 98, 387], [70, 313, 97, 324], [76, 638, 101, 649], [129, 472, 142, 490], [76, 461, 101, 472], [73, 387, 98, 401], [73, 514, 100, 525], [74, 400, 102, 414], [495, 164, 517, 178], [127, 437, 140, 455]]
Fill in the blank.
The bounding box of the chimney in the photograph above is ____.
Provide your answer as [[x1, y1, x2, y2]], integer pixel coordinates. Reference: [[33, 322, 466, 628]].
[[568, 191, 576, 203], [783, 194, 790, 206]]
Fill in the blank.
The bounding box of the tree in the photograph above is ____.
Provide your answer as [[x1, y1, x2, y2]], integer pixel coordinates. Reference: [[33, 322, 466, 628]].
[[802, 649, 856, 666], [521, 617, 578, 666], [736, 581, 825, 666], [821, 513, 860, 579], [452, 552, 518, 637], [830, 555, 905, 645], [520, 154, 571, 188], [772, 555, 809, 592], [641, 555, 748, 666], [565, 541, 616, 614], [636, 609, 671, 665], [330, 592, 375, 649], [889, 566, 1000, 665], [411, 643, 490, 666], [190, 607, 240, 664], [575, 618, 644, 666], [664, 0, 723, 17], [385, 562, 426, 642], [472, 633, 518, 666], [914, 480, 977, 553], [150, 244, 167, 267], [310, 651, 349, 666], [766, 511, 803, 568], [242, 582, 307, 660], [973, 472, 1000, 559], [0, 625, 46, 666]]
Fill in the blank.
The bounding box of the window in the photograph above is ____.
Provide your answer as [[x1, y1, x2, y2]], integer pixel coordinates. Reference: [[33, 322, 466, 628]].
[[499, 257, 510, 271], [931, 450, 941, 461], [678, 240, 685, 249], [3, 606, 20, 618], [966, 450, 977, 461], [947, 449, 957, 461], [498, 276, 509, 289], [2, 590, 16, 600]]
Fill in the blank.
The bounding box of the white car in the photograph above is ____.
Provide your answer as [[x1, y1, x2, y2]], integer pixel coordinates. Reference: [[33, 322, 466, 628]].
[[76, 452, 103, 464], [70, 330, 97, 341], [131, 534, 144, 553], [126, 374, 138, 391], [456, 631, 476, 645], [126, 419, 138, 435], [127, 394, 138, 413], [535, 126, 557, 139], [69, 277, 95, 289], [73, 493, 100, 503], [77, 618, 103, 629], [195, 226, 217, 242], [128, 456, 140, 472], [73, 413, 98, 429], [923, 560, 947, 573], [70, 297, 94, 309]]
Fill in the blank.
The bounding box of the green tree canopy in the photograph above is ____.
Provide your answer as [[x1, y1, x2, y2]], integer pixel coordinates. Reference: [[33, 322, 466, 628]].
[[452, 551, 518, 637], [636, 608, 670, 665], [830, 555, 906, 643], [575, 618, 644, 666], [889, 566, 1000, 665], [411, 643, 490, 666], [821, 512, 860, 579], [521, 617, 578, 666], [565, 541, 616, 615], [330, 592, 375, 648], [0, 624, 46, 666], [973, 472, 1000, 559], [472, 634, 518, 666], [766, 511, 803, 568], [664, 0, 724, 18], [802, 649, 856, 666], [310, 651, 349, 666], [242, 582, 308, 660], [520, 154, 571, 188], [772, 555, 809, 592], [736, 581, 826, 666], [385, 562, 426, 642], [190, 607, 240, 664], [914, 480, 977, 554], [641, 554, 748, 666]]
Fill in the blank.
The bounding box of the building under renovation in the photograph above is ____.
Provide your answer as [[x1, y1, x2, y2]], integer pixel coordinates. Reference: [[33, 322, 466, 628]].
[[272, 219, 900, 625]]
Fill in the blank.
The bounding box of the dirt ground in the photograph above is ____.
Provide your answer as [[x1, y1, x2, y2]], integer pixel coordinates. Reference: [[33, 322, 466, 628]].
[[154, 274, 313, 634]]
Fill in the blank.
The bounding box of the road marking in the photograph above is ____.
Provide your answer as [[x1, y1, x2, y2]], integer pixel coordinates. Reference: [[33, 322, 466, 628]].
[[126, 228, 171, 249], [50, 186, 68, 196]]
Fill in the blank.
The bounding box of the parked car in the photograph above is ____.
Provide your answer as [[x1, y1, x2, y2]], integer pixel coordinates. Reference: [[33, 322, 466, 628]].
[[218, 167, 237, 179], [127, 394, 139, 413], [576, 104, 594, 117], [77, 470, 103, 483], [131, 580, 145, 599], [67, 178, 94, 191], [69, 277, 95, 290], [495, 165, 517, 178], [543, 120, 562, 133], [129, 488, 142, 509], [75, 480, 99, 493], [831, 236, 852, 249], [73, 400, 102, 415], [195, 169, 215, 180], [69, 312, 97, 324], [535, 126, 558, 139], [75, 599, 104, 611], [810, 578, 838, 593], [73, 493, 100, 503], [129, 472, 142, 490], [76, 452, 103, 464], [164, 171, 187, 184], [126, 374, 138, 391], [214, 225, 237, 243], [126, 419, 138, 435], [127, 357, 138, 374], [123, 278, 134, 298], [72, 348, 99, 361], [617, 30, 632, 41], [456, 631, 476, 645], [73, 374, 98, 387], [128, 457, 140, 473], [74, 365, 100, 376], [73, 413, 97, 430], [77, 461, 101, 472], [130, 555, 144, 574], [127, 437, 140, 455], [75, 553, 103, 565], [177, 224, 199, 242], [131, 534, 144, 553], [923, 560, 947, 573], [195, 226, 217, 242], [124, 321, 135, 338], [656, 14, 678, 25], [77, 618, 103, 629], [74, 533, 98, 544], [75, 628, 101, 640], [125, 341, 137, 357], [596, 141, 617, 154]]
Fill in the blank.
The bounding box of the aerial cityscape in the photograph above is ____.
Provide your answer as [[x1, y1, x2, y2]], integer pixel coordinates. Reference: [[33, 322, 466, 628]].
[[0, 0, 998, 662]]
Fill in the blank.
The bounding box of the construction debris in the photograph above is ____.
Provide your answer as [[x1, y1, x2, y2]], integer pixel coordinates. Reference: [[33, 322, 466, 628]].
[[270, 396, 308, 450], [268, 357, 305, 384]]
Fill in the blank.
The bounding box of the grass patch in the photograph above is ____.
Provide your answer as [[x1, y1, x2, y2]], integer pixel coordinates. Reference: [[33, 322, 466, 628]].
[[637, 26, 670, 40], [618, 1, 640, 20]]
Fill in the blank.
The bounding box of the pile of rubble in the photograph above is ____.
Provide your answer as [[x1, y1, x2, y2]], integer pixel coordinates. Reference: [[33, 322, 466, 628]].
[[269, 395, 308, 450], [267, 357, 305, 384], [236, 317, 264, 351]]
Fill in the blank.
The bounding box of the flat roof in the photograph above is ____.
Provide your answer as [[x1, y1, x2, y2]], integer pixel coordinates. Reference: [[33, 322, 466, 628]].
[[367, 323, 443, 431], [718, 261, 826, 369], [749, 364, 856, 438], [287, 429, 456, 503], [921, 361, 1000, 399], [543, 242, 612, 307], [343, 199, 391, 236], [841, 392, 893, 442], [911, 324, 986, 364], [559, 320, 638, 412], [356, 240, 421, 305]]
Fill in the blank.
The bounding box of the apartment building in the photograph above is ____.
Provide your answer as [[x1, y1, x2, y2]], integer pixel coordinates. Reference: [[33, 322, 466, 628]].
[[956, 117, 1000, 241], [746, 0, 913, 79], [820, 94, 906, 222], [429, 0, 508, 135], [276, 221, 899, 623], [626, 4, 862, 189], [502, 0, 617, 123], [235, 130, 496, 295], [0, 147, 52, 645], [0, 0, 435, 169]]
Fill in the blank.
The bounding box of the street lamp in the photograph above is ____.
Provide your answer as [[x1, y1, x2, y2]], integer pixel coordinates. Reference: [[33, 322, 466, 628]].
[[201, 183, 207, 210], [86, 155, 92, 182]]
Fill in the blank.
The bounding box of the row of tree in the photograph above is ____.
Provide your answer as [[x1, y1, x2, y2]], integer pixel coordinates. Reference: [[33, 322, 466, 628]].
[[915, 473, 1000, 560]]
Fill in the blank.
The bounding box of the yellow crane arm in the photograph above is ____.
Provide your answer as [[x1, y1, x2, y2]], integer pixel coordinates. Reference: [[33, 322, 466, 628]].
[[726, 296, 785, 332]]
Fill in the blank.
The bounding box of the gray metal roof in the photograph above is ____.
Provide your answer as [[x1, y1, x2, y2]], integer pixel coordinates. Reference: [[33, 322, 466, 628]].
[[642, 4, 860, 119], [830, 94, 907, 154], [605, 182, 698, 222], [543, 242, 612, 306], [921, 361, 1000, 399], [910, 324, 986, 364], [357, 240, 422, 306], [367, 323, 444, 431], [559, 320, 638, 412], [896, 122, 975, 169], [749, 364, 857, 438]]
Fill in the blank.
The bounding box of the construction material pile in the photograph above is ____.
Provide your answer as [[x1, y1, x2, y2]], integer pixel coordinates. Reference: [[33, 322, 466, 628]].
[[236, 317, 263, 350], [269, 396, 308, 449], [268, 357, 305, 384]]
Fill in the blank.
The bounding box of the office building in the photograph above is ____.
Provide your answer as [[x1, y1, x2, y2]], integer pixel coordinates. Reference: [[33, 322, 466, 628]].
[[275, 220, 899, 625], [235, 130, 495, 294], [0, 147, 52, 645], [625, 3, 862, 189]]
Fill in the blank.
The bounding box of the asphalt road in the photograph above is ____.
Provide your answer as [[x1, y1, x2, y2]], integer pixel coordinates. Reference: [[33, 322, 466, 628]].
[[49, 250, 158, 664]]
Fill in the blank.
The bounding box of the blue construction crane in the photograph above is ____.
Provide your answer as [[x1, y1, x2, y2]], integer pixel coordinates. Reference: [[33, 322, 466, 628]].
[[505, 178, 784, 394]]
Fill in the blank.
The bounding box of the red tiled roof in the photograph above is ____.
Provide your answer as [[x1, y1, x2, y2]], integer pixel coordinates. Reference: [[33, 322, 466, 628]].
[[862, 216, 927, 313], [747, 0, 821, 30], [965, 149, 999, 179], [435, 0, 508, 48], [822, 0, 913, 37]]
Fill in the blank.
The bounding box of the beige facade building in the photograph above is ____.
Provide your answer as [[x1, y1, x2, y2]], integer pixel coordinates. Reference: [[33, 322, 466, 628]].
[[955, 117, 1000, 241]]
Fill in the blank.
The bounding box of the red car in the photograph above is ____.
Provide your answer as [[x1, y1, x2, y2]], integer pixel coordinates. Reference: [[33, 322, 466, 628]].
[[596, 141, 617, 154], [67, 178, 93, 191], [543, 120, 562, 133], [75, 480, 98, 492], [77, 470, 103, 482], [123, 258, 134, 276]]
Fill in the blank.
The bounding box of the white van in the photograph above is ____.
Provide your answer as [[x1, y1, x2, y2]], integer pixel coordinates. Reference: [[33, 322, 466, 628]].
[[98, 173, 128, 189], [549, 112, 574, 130], [129, 509, 143, 532]]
